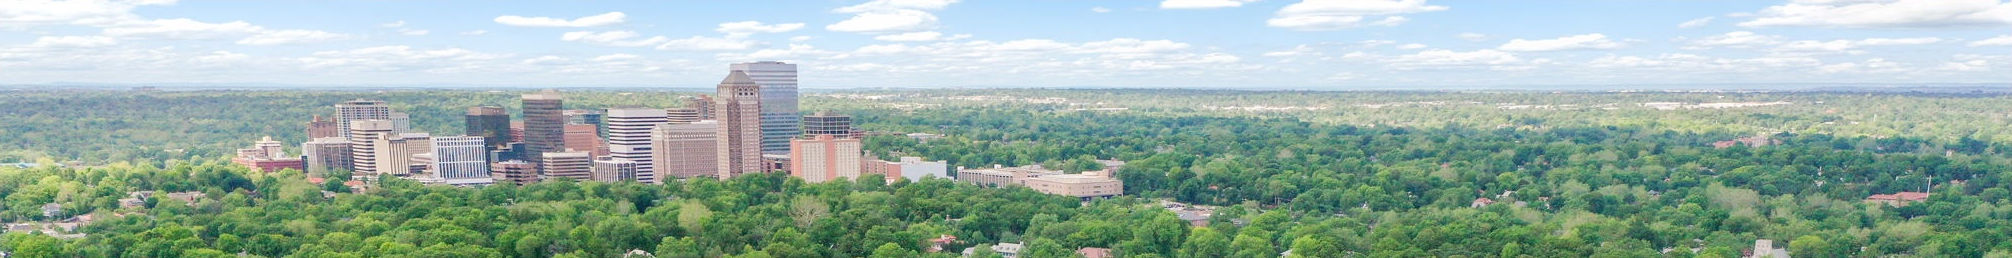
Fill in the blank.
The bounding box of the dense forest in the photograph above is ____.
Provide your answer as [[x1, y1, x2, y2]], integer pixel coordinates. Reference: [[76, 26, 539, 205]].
[[2, 89, 2011, 257]]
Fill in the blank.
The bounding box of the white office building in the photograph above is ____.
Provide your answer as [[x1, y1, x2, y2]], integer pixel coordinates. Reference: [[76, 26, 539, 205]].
[[605, 108, 668, 183]]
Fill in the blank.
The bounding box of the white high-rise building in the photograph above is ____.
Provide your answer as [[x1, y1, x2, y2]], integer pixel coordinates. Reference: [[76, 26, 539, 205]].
[[334, 99, 391, 139], [605, 108, 669, 183], [731, 61, 799, 155], [430, 136, 492, 186]]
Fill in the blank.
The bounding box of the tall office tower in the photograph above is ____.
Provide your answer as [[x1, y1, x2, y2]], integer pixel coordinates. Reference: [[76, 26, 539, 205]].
[[731, 61, 799, 155], [802, 112, 853, 137], [465, 106, 512, 150], [652, 120, 718, 180], [307, 115, 339, 139], [564, 124, 607, 157], [666, 108, 702, 124], [605, 108, 668, 183], [564, 109, 605, 137], [684, 95, 714, 120], [491, 160, 538, 185], [390, 112, 412, 133], [335, 99, 392, 138], [375, 132, 432, 178], [540, 151, 593, 181], [302, 137, 352, 176], [430, 136, 492, 185], [509, 122, 525, 142], [715, 71, 765, 178], [348, 120, 396, 177], [521, 90, 565, 167], [789, 134, 862, 183], [592, 157, 639, 182]]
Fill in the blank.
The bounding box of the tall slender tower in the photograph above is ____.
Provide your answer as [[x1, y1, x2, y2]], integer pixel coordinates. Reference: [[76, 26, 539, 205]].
[[334, 99, 391, 139], [605, 108, 667, 183], [715, 71, 765, 178], [521, 90, 566, 167], [731, 61, 799, 155], [465, 106, 512, 151]]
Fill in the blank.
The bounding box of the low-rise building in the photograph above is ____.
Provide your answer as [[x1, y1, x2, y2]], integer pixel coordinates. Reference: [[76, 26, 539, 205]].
[[1866, 192, 1930, 206], [959, 165, 1124, 200], [863, 156, 949, 182]]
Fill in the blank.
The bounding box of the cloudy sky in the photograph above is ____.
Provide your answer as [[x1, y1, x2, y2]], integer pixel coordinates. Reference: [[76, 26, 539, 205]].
[[3, 0, 2010, 89]]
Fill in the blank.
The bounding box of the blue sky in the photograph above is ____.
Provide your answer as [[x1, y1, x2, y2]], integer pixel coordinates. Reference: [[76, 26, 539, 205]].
[[3, 0, 2010, 89]]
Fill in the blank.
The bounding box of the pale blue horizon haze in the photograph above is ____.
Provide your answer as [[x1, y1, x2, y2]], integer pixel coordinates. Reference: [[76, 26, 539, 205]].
[[3, 0, 2010, 89]]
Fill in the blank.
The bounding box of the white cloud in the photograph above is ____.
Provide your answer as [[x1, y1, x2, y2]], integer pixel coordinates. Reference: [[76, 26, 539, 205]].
[[1161, 0, 1260, 9], [716, 44, 833, 61], [521, 55, 570, 65], [1683, 31, 1782, 50], [827, 0, 957, 33], [790, 36, 814, 42], [827, 9, 940, 33], [1267, 0, 1448, 31], [716, 21, 806, 36], [299, 45, 512, 70], [873, 31, 972, 42], [1678, 17, 1714, 28], [238, 29, 352, 45], [1360, 40, 1396, 47], [1738, 0, 2012, 28], [1077, 38, 1191, 54], [25, 36, 118, 48], [0, 0, 168, 28], [460, 30, 489, 36], [1262, 44, 1320, 57], [591, 53, 643, 62], [399, 28, 430, 36], [380, 20, 406, 27], [1092, 7, 1112, 13], [1395, 43, 1427, 50], [1497, 33, 1626, 52], [1969, 35, 2012, 46], [1456, 32, 1488, 41], [656, 36, 759, 51], [561, 31, 672, 47], [1586, 53, 1825, 72], [494, 12, 627, 27], [833, 0, 957, 13], [101, 18, 262, 39], [1819, 58, 1910, 74], [1773, 37, 1942, 54], [1386, 49, 1521, 68]]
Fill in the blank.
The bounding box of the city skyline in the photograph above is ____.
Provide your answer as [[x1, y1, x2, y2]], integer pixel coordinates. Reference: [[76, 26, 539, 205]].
[[3, 0, 2009, 90]]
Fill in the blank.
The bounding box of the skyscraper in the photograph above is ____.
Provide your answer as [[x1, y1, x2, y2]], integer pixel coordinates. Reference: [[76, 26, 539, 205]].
[[491, 160, 538, 185], [307, 115, 339, 139], [802, 111, 853, 137], [731, 61, 799, 155], [430, 135, 491, 186], [684, 95, 714, 120], [564, 124, 606, 157], [335, 99, 392, 139], [521, 90, 565, 167], [789, 134, 862, 183], [465, 106, 512, 150], [541, 151, 592, 181], [666, 108, 702, 124], [716, 71, 765, 178], [302, 137, 351, 176], [652, 120, 718, 180], [592, 157, 639, 182], [350, 120, 430, 178], [605, 108, 668, 183]]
